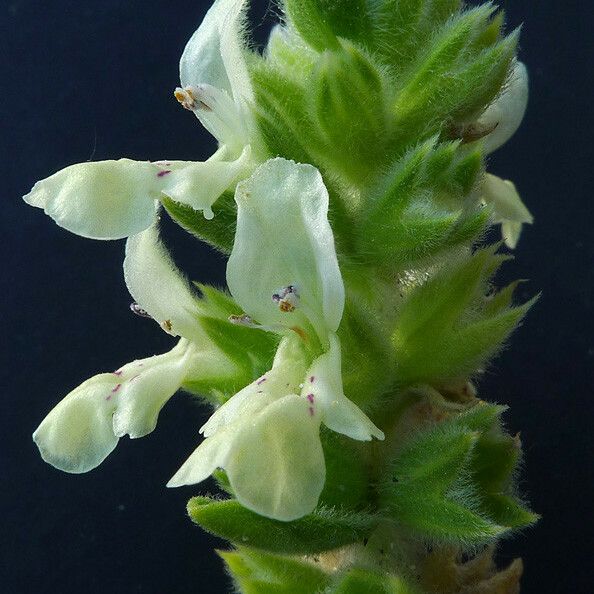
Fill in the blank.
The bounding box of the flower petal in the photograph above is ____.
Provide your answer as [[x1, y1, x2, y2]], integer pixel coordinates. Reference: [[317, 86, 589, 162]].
[[112, 341, 194, 439], [483, 174, 533, 224], [24, 159, 163, 240], [161, 145, 252, 219], [225, 394, 325, 521], [33, 374, 120, 473], [501, 220, 524, 250], [227, 158, 345, 339], [124, 225, 202, 341], [478, 61, 529, 154], [302, 334, 384, 441], [180, 0, 252, 105], [167, 427, 235, 488], [200, 335, 307, 438], [179, 0, 253, 150], [482, 173, 533, 249]]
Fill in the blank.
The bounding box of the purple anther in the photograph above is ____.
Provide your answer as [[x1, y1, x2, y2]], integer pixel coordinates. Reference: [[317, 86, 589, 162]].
[[309, 376, 315, 383], [111, 383, 122, 393], [256, 376, 267, 386], [308, 406, 314, 416], [157, 170, 172, 177], [307, 394, 314, 404], [113, 370, 123, 376]]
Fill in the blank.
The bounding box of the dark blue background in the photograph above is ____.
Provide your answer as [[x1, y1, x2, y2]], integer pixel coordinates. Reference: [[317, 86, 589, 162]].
[[2, 1, 592, 592]]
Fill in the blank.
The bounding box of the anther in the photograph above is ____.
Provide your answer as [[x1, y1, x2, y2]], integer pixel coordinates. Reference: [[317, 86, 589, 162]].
[[174, 86, 212, 111], [272, 285, 299, 313]]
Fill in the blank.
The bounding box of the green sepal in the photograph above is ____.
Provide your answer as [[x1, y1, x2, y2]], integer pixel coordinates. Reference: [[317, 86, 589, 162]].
[[310, 41, 389, 181], [392, 247, 535, 386], [264, 25, 318, 82], [188, 496, 377, 554], [379, 419, 505, 546], [220, 547, 330, 594], [212, 469, 235, 496], [318, 430, 371, 509], [451, 401, 508, 432], [161, 191, 236, 254], [470, 432, 539, 528], [390, 7, 517, 145], [483, 280, 526, 317], [184, 315, 278, 399], [284, 0, 373, 51], [338, 296, 395, 407], [329, 567, 420, 594], [249, 61, 317, 164], [371, 0, 453, 69], [379, 403, 537, 545], [194, 283, 244, 319], [360, 140, 487, 268]]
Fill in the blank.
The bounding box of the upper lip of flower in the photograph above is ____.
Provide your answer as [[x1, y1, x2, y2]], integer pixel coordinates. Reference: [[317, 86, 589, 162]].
[[22, 0, 258, 242]]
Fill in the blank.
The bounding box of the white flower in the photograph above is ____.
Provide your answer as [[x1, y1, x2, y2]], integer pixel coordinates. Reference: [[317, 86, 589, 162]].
[[477, 61, 533, 248], [33, 225, 237, 473], [23, 0, 258, 240], [481, 173, 533, 249], [477, 61, 529, 155], [168, 159, 383, 521]]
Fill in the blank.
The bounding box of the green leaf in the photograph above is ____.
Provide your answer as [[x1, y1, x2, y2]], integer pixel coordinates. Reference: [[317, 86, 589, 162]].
[[329, 567, 420, 593], [188, 496, 377, 554], [220, 547, 330, 594], [394, 247, 494, 344], [483, 280, 525, 316], [161, 191, 236, 254], [318, 430, 371, 509]]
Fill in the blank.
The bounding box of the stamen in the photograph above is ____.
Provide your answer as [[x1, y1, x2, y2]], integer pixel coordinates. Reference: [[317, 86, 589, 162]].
[[229, 313, 261, 328], [161, 319, 173, 332], [174, 86, 212, 111], [272, 285, 299, 313]]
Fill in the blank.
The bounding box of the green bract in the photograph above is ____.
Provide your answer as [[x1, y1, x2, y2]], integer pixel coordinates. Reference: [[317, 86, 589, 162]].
[[25, 0, 537, 591]]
